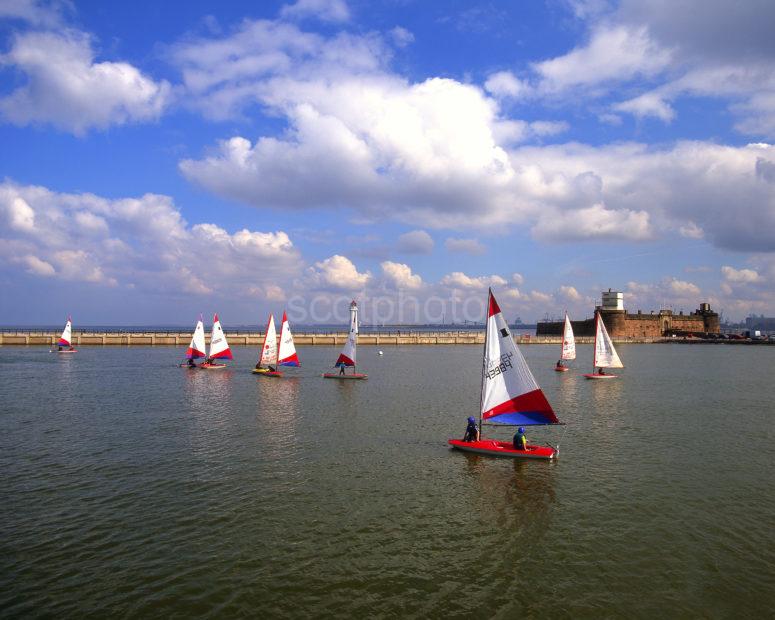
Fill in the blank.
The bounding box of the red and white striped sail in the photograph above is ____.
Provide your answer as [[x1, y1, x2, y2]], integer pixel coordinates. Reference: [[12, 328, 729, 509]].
[[58, 316, 72, 346], [481, 290, 559, 426], [185, 316, 206, 359], [593, 312, 623, 369], [208, 313, 233, 360], [277, 311, 300, 367], [259, 314, 278, 366], [561, 313, 576, 360], [335, 300, 358, 367]]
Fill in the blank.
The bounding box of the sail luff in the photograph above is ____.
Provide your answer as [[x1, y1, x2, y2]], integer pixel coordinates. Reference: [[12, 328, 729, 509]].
[[478, 289, 492, 431]]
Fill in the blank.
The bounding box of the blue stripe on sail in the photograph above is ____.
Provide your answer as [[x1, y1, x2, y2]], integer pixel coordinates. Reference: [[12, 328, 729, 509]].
[[487, 411, 558, 426], [279, 360, 299, 367]]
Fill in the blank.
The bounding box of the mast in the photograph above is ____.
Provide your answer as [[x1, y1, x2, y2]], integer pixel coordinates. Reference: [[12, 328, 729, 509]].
[[350, 300, 358, 371], [561, 311, 567, 360], [478, 289, 492, 436], [593, 311, 599, 371]]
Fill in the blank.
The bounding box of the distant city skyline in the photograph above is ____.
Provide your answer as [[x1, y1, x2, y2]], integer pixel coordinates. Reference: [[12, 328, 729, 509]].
[[1, 0, 775, 324]]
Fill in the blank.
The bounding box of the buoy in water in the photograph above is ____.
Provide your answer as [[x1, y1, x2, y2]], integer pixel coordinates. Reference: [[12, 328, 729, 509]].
[[378, 350, 384, 356]]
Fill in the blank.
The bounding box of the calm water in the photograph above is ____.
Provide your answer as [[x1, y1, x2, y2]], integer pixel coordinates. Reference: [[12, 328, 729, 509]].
[[1, 344, 773, 618]]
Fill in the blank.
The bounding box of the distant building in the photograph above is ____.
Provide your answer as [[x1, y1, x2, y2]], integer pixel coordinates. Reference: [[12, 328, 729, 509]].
[[745, 315, 775, 331], [536, 290, 720, 337]]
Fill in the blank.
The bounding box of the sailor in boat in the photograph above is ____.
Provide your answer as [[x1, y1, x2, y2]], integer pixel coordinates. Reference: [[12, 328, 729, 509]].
[[513, 427, 527, 451], [598, 367, 606, 375], [187, 358, 197, 368], [462, 417, 479, 442], [555, 359, 564, 370], [339, 364, 346, 376]]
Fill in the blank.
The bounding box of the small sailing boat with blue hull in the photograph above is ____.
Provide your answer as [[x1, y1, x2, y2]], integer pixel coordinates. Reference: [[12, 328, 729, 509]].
[[448, 289, 563, 459]]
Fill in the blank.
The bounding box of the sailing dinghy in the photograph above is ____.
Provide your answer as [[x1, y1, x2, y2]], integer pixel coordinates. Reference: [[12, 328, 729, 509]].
[[253, 314, 280, 376], [54, 316, 77, 352], [180, 316, 206, 367], [555, 312, 575, 371], [323, 300, 367, 379], [448, 289, 562, 459], [583, 311, 623, 379], [254, 311, 301, 377], [201, 313, 232, 369]]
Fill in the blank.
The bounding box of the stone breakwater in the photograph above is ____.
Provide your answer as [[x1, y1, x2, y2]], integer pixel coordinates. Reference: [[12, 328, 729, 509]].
[[0, 330, 664, 346]]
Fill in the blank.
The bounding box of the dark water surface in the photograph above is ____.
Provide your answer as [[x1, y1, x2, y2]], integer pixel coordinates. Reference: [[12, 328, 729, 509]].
[[1, 344, 773, 618]]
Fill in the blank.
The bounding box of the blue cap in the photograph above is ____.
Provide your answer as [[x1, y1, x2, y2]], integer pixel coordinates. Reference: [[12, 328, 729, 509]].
[[468, 416, 476, 424], [518, 427, 525, 433]]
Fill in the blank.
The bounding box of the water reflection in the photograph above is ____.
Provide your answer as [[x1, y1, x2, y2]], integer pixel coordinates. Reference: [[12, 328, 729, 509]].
[[254, 376, 301, 459], [185, 368, 234, 433], [460, 455, 556, 538]]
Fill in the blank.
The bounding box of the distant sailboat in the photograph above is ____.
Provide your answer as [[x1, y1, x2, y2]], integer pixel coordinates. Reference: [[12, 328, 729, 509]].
[[201, 313, 232, 369], [254, 311, 301, 377], [180, 315, 206, 368], [448, 289, 562, 459], [55, 316, 77, 353], [323, 300, 367, 380], [555, 312, 575, 371], [583, 311, 623, 379]]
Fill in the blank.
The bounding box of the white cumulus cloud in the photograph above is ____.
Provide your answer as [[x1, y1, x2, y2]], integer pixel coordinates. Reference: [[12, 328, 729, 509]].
[[0, 30, 171, 134]]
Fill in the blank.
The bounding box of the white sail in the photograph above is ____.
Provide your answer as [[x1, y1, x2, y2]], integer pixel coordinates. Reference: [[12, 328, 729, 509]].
[[593, 313, 623, 369], [208, 313, 233, 360], [335, 300, 358, 367], [186, 317, 206, 358], [58, 317, 72, 346], [260, 314, 278, 366], [277, 311, 300, 366], [561, 313, 576, 360], [480, 290, 558, 426]]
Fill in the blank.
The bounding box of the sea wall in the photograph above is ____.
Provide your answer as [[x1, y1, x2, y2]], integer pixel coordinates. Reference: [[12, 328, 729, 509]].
[[0, 330, 614, 346]]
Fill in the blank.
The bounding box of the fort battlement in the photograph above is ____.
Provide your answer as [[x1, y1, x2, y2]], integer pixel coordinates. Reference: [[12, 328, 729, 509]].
[[536, 294, 720, 338]]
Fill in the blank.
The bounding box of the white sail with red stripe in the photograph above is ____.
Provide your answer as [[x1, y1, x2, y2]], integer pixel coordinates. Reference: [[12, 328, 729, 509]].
[[185, 316, 206, 359], [208, 313, 233, 360], [259, 314, 278, 367], [335, 300, 358, 367], [58, 316, 72, 347], [480, 290, 559, 426], [561, 312, 576, 360], [277, 311, 300, 367]]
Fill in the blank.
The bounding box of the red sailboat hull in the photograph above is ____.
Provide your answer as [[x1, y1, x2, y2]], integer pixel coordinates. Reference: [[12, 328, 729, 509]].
[[323, 372, 368, 380], [448, 439, 556, 459]]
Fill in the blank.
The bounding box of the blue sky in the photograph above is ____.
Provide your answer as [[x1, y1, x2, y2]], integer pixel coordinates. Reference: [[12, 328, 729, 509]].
[[1, 0, 774, 325]]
